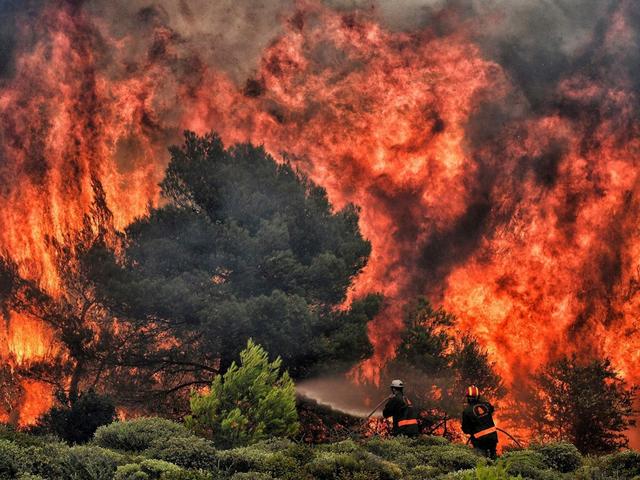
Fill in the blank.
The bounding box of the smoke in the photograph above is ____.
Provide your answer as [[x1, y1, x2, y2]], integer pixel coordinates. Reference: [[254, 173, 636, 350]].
[[297, 375, 388, 417], [0, 1, 44, 79], [17, 0, 620, 91], [83, 0, 295, 83]]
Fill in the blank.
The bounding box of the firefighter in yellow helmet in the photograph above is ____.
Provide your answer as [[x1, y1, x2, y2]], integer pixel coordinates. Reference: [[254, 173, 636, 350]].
[[382, 379, 420, 436], [461, 385, 498, 458]]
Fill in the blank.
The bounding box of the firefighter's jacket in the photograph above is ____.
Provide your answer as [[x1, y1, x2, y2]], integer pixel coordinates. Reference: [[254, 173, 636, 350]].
[[461, 399, 498, 444], [382, 391, 420, 436]]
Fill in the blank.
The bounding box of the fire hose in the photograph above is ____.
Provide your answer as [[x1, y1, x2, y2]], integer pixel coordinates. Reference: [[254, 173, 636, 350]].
[[365, 395, 392, 419], [465, 427, 524, 449], [364, 397, 523, 449]]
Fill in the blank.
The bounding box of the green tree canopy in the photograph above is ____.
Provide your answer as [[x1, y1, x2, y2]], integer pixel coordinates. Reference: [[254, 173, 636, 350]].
[[186, 339, 298, 448], [82, 131, 379, 409]]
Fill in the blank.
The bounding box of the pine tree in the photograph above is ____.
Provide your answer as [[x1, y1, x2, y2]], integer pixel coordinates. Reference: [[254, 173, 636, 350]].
[[186, 340, 299, 448], [527, 355, 637, 454]]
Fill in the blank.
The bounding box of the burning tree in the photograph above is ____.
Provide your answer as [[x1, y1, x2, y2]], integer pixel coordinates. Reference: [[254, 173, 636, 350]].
[[0, 131, 380, 423], [0, 181, 135, 424]]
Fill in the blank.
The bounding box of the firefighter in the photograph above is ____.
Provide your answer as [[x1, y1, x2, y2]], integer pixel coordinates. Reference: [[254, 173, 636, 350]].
[[461, 385, 498, 458], [382, 379, 420, 437]]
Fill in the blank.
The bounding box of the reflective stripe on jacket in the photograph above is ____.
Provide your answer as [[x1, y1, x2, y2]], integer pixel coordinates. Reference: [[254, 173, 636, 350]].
[[473, 426, 497, 438]]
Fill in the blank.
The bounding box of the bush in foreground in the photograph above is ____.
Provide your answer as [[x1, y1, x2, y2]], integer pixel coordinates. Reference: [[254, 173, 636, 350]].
[[599, 450, 640, 479], [65, 445, 124, 479], [94, 418, 193, 452], [2, 420, 640, 480], [144, 436, 218, 471], [500, 449, 563, 480], [532, 442, 582, 472], [0, 438, 23, 478], [186, 340, 299, 449]]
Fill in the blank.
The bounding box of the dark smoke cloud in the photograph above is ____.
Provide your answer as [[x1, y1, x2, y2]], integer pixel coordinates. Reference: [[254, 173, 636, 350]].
[[0, 0, 47, 79], [359, 0, 623, 110], [11, 0, 626, 96], [85, 0, 295, 83]]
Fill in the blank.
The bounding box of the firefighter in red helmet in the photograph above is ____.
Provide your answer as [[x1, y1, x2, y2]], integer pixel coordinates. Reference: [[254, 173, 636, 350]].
[[461, 385, 498, 458]]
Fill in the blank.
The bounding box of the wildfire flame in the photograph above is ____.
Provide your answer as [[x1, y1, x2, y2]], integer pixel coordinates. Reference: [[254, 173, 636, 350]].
[[1, 0, 639, 438]]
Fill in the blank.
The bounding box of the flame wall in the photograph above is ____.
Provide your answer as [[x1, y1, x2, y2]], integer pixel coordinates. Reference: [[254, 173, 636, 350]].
[[1, 0, 639, 428]]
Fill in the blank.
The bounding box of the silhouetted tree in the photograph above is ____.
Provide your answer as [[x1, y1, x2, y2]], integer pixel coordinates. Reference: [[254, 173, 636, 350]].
[[32, 390, 116, 444], [525, 355, 637, 454], [3, 181, 127, 406], [83, 131, 378, 410]]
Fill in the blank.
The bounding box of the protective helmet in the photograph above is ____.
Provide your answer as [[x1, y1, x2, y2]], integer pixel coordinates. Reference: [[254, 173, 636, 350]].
[[466, 385, 480, 399], [390, 379, 405, 389]]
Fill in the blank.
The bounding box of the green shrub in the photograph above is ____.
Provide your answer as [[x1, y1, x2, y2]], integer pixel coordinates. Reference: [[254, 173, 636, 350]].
[[438, 464, 525, 479], [363, 436, 414, 460], [363, 435, 450, 460], [600, 450, 640, 479], [216, 445, 298, 477], [247, 437, 296, 452], [94, 418, 192, 452], [304, 450, 402, 480], [571, 464, 598, 480], [115, 463, 150, 480], [438, 469, 477, 479], [363, 435, 454, 471], [17, 475, 46, 480], [393, 452, 422, 470], [0, 439, 24, 478], [406, 464, 440, 479], [532, 442, 582, 472], [0, 424, 58, 448], [416, 435, 451, 447], [500, 450, 560, 480], [64, 445, 124, 480], [20, 444, 121, 480], [318, 439, 361, 455], [248, 438, 313, 464], [421, 445, 481, 473], [471, 464, 523, 479], [159, 471, 214, 480], [186, 340, 299, 448], [368, 457, 403, 480], [139, 459, 183, 476], [114, 459, 199, 480], [230, 474, 274, 480], [145, 436, 217, 470], [305, 451, 359, 480], [20, 443, 71, 478], [476, 464, 517, 480]]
